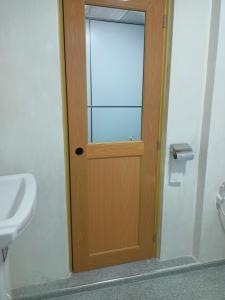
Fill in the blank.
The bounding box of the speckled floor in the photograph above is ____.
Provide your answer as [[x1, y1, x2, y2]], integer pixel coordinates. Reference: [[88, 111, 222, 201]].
[[49, 263, 225, 300], [13, 257, 196, 300]]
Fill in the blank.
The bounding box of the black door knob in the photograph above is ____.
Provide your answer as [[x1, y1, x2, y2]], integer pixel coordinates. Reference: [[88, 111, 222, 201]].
[[75, 147, 84, 156]]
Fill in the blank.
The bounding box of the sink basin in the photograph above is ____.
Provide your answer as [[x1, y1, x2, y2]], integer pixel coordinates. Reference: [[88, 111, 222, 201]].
[[0, 173, 36, 300], [0, 174, 36, 249]]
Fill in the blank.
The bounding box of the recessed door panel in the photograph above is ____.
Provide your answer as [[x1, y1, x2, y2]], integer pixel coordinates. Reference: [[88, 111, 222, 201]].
[[88, 156, 141, 254], [63, 0, 166, 272]]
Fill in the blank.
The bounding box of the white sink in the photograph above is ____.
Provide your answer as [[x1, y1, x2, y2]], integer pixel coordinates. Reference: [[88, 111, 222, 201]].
[[0, 174, 36, 249], [0, 173, 36, 300]]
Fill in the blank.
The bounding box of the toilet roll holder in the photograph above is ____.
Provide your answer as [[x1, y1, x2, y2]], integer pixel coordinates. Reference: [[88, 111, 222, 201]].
[[170, 143, 194, 161]]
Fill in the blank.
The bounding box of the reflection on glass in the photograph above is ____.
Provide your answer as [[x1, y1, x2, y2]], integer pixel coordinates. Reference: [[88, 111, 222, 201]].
[[86, 5, 145, 143]]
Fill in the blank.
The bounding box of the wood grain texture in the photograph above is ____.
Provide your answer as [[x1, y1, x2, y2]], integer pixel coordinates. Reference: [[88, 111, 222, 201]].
[[88, 157, 141, 254], [138, 0, 166, 258], [85, 0, 151, 11], [87, 141, 144, 159], [154, 0, 172, 257], [63, 0, 89, 270], [63, 0, 167, 272], [58, 0, 73, 271]]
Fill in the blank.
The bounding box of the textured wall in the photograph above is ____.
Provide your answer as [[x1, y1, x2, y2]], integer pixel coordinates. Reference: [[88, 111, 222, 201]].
[[196, 0, 225, 262], [160, 0, 212, 259], [0, 0, 70, 288]]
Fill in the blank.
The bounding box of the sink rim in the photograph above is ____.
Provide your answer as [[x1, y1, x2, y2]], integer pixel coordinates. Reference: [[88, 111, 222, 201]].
[[0, 173, 36, 249]]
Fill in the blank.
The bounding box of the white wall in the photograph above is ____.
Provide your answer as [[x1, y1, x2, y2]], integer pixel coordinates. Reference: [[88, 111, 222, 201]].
[[193, 0, 221, 259], [0, 0, 223, 290], [163, 0, 225, 263], [195, 0, 225, 262], [0, 0, 70, 288], [160, 0, 212, 259]]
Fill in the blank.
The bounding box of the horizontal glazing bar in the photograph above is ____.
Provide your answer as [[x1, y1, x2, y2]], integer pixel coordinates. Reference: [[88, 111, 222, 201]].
[[88, 106, 142, 108], [86, 18, 145, 27]]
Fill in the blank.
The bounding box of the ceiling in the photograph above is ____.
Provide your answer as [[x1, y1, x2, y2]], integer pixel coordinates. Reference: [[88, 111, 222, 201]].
[[85, 5, 145, 25]]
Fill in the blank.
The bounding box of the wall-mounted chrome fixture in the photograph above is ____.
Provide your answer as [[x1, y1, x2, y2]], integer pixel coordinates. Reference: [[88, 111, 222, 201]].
[[170, 143, 194, 161], [169, 143, 194, 185]]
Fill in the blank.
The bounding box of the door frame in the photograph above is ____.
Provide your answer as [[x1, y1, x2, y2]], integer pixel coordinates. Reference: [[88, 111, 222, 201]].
[[153, 0, 174, 257], [58, 0, 174, 271]]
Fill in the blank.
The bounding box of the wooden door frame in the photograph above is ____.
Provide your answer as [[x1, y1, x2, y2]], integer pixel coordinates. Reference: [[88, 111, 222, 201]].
[[58, 0, 174, 271], [154, 0, 174, 257]]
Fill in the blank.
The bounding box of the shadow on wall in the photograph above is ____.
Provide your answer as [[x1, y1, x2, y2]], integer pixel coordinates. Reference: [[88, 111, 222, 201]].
[[168, 144, 194, 187], [168, 153, 188, 187]]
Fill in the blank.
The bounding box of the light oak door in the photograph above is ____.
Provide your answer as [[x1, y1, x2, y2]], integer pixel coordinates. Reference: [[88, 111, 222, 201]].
[[63, 0, 166, 272]]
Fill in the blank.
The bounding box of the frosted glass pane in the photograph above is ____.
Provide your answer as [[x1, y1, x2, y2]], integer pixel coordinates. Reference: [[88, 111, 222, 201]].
[[85, 6, 145, 143], [86, 20, 91, 106], [88, 108, 91, 143], [92, 108, 142, 143], [91, 21, 144, 106]]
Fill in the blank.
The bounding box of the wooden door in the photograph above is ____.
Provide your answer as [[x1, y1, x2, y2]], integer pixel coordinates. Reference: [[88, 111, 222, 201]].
[[63, 0, 166, 272]]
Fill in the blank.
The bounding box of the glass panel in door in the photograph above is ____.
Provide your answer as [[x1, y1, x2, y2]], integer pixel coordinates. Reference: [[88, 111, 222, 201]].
[[85, 6, 145, 143]]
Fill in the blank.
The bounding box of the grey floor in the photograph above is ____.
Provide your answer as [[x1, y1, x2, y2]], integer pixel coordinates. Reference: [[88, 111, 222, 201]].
[[13, 257, 196, 300], [50, 264, 225, 300]]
